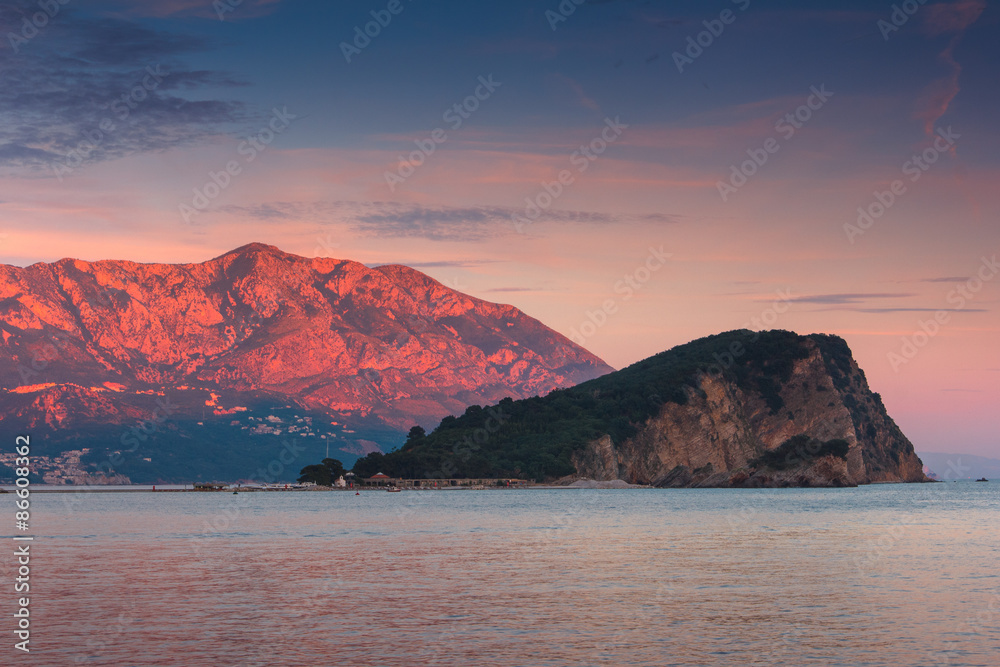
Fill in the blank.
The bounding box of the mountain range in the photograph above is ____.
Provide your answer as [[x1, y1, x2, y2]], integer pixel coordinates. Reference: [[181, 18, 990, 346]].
[[0, 243, 610, 483], [0, 244, 931, 488]]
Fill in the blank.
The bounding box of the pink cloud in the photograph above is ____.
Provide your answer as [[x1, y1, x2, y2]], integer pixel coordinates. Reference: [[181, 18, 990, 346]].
[[552, 74, 602, 113], [915, 1, 987, 136], [922, 0, 987, 35]]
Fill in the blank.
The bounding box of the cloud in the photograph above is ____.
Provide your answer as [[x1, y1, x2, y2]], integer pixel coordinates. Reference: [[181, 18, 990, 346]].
[[484, 287, 538, 293], [400, 260, 500, 269], [782, 292, 990, 313], [354, 205, 523, 241], [915, 0, 986, 137], [785, 293, 917, 305], [554, 74, 601, 113], [854, 307, 987, 313], [922, 0, 987, 35], [217, 201, 682, 241], [922, 276, 970, 283], [98, 0, 284, 20], [0, 4, 251, 174]]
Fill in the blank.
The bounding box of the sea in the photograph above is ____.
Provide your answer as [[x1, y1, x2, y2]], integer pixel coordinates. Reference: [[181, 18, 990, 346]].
[[3, 481, 998, 666]]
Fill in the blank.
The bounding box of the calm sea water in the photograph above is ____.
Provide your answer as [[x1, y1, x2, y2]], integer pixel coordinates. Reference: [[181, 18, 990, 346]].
[[3, 482, 998, 666]]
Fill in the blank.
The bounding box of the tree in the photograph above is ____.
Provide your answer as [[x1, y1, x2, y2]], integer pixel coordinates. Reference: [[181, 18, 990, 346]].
[[299, 458, 346, 485], [298, 464, 333, 486], [403, 425, 426, 450], [351, 451, 385, 478], [321, 458, 346, 479]]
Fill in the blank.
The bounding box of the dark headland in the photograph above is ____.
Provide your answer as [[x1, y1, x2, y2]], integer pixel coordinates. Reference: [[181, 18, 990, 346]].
[[349, 330, 928, 488]]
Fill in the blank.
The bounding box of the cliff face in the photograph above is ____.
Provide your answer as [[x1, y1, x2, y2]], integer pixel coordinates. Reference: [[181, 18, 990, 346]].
[[349, 330, 927, 487], [571, 334, 925, 487]]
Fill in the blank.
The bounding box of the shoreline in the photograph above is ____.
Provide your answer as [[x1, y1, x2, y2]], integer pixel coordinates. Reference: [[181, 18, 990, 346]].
[[2, 480, 974, 493]]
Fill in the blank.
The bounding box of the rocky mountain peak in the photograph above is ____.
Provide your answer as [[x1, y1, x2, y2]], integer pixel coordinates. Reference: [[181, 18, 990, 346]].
[[0, 244, 612, 482]]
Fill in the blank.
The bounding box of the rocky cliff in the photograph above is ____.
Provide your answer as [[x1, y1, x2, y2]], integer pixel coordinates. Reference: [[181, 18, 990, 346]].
[[571, 332, 926, 487], [369, 330, 926, 487]]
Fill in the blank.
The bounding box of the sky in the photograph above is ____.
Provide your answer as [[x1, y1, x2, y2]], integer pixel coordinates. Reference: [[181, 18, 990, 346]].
[[0, 0, 997, 457]]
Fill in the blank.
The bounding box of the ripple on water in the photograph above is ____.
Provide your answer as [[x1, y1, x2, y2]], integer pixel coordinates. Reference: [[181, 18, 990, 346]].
[[25, 484, 1000, 666]]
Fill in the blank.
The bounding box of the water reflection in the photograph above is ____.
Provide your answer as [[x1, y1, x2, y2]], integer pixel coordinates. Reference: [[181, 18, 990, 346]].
[[17, 484, 999, 665]]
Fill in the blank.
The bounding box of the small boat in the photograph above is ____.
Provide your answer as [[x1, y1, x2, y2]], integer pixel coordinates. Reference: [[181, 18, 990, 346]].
[[386, 486, 402, 492], [975, 477, 988, 482]]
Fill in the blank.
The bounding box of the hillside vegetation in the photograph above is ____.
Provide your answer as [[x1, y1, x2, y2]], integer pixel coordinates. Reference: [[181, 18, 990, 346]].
[[351, 330, 816, 481]]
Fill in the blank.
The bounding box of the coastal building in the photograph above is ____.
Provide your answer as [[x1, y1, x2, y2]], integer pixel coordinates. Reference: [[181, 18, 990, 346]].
[[367, 472, 391, 487]]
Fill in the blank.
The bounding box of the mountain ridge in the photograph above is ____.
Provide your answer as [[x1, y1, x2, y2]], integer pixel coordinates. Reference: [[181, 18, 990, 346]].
[[0, 243, 611, 482]]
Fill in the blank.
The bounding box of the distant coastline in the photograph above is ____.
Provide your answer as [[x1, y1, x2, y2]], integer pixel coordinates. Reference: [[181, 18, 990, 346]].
[[4, 479, 979, 493]]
